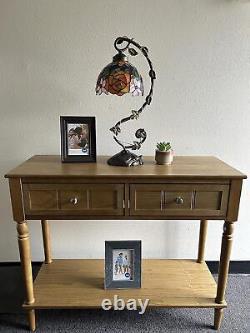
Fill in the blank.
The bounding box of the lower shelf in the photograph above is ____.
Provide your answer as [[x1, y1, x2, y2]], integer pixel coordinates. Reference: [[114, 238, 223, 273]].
[[24, 259, 226, 309]]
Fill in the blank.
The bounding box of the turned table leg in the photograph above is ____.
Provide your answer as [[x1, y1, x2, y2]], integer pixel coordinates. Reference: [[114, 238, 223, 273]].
[[197, 219, 208, 263], [41, 220, 52, 264], [27, 309, 36, 332], [214, 308, 224, 330], [214, 221, 234, 330], [17, 221, 36, 331]]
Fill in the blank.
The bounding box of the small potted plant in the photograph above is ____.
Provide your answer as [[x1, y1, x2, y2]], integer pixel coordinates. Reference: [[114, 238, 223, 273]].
[[155, 141, 173, 165]]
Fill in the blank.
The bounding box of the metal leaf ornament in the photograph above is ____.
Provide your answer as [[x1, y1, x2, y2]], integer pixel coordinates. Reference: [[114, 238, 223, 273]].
[[128, 48, 138, 56]]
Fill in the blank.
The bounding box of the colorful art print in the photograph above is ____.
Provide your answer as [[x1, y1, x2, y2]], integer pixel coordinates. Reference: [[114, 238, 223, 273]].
[[112, 249, 134, 281], [105, 241, 141, 289], [60, 116, 96, 163]]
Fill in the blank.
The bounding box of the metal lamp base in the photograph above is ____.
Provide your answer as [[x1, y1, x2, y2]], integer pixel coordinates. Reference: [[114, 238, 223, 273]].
[[107, 150, 143, 167]]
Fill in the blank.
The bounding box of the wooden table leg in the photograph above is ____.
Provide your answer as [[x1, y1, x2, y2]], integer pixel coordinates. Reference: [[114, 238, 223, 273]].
[[214, 220, 234, 330], [197, 219, 208, 263], [214, 308, 223, 330], [41, 220, 52, 264], [27, 309, 36, 331], [17, 221, 36, 331]]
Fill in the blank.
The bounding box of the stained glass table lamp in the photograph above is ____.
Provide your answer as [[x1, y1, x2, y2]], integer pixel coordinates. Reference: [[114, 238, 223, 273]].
[[96, 36, 156, 166]]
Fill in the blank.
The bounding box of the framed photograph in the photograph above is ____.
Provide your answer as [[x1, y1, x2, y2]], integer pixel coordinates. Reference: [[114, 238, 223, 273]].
[[60, 116, 96, 163], [105, 240, 141, 289]]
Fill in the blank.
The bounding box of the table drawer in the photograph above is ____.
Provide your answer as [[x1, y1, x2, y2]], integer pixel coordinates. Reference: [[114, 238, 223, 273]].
[[193, 184, 229, 215], [130, 184, 229, 217], [23, 184, 125, 216]]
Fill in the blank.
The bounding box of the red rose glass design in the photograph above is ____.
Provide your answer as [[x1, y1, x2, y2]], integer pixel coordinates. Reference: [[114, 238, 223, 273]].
[[96, 58, 143, 97]]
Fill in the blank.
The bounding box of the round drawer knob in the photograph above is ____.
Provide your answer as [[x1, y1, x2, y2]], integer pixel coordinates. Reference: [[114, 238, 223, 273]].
[[70, 197, 78, 205], [175, 197, 184, 205]]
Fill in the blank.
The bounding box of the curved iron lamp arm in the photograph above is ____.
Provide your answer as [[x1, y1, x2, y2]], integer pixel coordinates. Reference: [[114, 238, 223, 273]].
[[110, 36, 156, 151]]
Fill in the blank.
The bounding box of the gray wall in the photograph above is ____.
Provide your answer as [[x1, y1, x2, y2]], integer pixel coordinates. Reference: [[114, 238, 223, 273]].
[[0, 0, 249, 261]]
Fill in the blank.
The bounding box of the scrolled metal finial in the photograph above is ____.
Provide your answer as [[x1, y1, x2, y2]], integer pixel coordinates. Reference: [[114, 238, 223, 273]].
[[114, 36, 131, 53]]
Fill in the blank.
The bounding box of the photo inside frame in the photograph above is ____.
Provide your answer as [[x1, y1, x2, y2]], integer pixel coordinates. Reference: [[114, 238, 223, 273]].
[[67, 123, 89, 156], [112, 249, 134, 281]]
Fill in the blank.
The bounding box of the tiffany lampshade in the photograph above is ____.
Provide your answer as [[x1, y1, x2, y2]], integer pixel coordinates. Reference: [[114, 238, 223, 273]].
[[96, 53, 144, 97], [96, 36, 156, 166]]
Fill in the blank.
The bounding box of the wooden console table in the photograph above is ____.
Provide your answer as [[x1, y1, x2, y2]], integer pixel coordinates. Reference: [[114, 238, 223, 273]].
[[5, 155, 246, 331]]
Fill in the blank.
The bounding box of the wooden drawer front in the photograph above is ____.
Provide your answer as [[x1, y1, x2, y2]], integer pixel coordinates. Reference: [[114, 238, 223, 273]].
[[23, 184, 124, 216], [26, 189, 59, 211], [130, 184, 229, 217], [130, 184, 193, 216], [60, 190, 88, 210], [193, 184, 229, 216]]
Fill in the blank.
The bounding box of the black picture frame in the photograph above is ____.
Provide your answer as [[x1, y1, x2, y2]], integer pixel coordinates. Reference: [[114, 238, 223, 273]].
[[105, 240, 141, 289], [60, 116, 96, 163]]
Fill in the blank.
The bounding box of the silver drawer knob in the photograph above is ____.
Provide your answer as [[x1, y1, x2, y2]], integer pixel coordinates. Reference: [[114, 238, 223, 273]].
[[175, 197, 184, 205], [70, 197, 78, 205]]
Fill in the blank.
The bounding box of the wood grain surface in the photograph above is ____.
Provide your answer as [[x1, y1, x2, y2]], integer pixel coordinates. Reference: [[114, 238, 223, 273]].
[[23, 259, 226, 309], [5, 155, 247, 179]]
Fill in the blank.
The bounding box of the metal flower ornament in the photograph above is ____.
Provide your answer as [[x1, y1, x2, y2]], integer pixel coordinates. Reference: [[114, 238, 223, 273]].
[[96, 36, 156, 166]]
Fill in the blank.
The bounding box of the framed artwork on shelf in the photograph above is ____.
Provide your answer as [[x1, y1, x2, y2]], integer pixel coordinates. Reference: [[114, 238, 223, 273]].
[[60, 116, 96, 163], [105, 240, 141, 289]]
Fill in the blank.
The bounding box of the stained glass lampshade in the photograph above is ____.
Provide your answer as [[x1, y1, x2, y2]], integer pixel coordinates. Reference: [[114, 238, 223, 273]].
[[96, 53, 144, 97]]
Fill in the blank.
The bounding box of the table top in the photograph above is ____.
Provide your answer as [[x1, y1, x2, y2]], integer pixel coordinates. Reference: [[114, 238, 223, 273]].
[[5, 155, 247, 179]]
